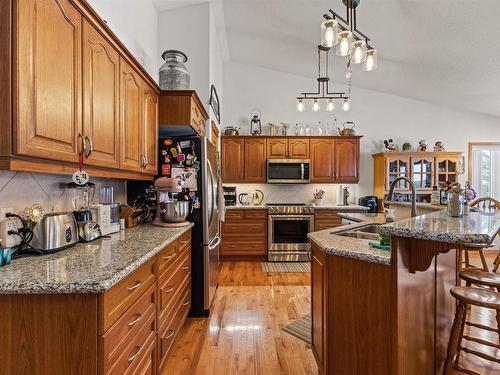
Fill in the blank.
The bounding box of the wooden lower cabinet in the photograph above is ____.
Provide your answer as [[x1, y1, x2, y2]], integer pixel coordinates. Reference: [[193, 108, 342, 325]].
[[0, 229, 192, 375], [221, 209, 267, 257], [314, 210, 343, 231]]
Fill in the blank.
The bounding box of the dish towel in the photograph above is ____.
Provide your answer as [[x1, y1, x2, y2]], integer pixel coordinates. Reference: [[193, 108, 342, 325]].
[[217, 173, 226, 222]]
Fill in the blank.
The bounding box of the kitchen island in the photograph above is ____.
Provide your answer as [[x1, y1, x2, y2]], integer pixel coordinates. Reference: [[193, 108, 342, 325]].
[[308, 210, 500, 375], [0, 224, 193, 375]]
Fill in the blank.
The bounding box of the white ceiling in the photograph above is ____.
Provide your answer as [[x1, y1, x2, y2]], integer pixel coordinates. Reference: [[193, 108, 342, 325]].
[[155, 0, 500, 118]]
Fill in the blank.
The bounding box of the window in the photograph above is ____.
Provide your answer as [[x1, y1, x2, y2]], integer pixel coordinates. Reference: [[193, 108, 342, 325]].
[[469, 142, 500, 199]]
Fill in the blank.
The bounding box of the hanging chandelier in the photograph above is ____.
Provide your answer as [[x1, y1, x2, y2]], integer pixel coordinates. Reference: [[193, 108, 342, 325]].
[[296, 0, 377, 112]]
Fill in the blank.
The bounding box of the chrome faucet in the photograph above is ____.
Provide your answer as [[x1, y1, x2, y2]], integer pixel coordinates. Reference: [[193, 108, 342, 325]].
[[386, 176, 417, 217]]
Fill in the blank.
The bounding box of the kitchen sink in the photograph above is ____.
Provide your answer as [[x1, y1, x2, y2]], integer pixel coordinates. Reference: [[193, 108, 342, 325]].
[[333, 224, 382, 241]]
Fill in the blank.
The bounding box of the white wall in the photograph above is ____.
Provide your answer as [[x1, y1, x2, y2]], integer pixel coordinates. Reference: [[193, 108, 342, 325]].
[[223, 61, 500, 198], [87, 0, 159, 80]]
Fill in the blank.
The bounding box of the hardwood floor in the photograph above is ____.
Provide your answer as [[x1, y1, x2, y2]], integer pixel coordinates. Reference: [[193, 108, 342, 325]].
[[163, 254, 500, 375]]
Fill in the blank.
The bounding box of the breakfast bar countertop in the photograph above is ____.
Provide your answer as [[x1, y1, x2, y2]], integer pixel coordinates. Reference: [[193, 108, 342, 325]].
[[380, 209, 500, 244], [0, 224, 194, 294]]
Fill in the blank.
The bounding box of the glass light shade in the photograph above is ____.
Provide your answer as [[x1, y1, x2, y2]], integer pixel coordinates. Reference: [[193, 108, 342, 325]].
[[336, 31, 352, 57], [297, 99, 304, 112], [342, 98, 350, 111], [351, 40, 366, 64], [363, 49, 378, 71], [312, 99, 320, 112], [326, 100, 335, 112], [321, 19, 338, 48]]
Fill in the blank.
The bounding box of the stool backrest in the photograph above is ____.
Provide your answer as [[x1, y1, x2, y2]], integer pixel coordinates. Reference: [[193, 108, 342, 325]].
[[469, 197, 499, 211]]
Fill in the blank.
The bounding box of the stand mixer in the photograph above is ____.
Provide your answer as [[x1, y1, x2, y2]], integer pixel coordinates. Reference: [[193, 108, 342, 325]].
[[152, 177, 191, 228]]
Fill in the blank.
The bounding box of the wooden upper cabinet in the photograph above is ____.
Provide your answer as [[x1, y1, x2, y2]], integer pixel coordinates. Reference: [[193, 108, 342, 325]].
[[267, 139, 288, 158], [289, 138, 310, 159], [244, 139, 267, 182], [221, 138, 244, 182], [15, 0, 82, 162], [159, 91, 208, 137], [311, 139, 334, 183], [120, 58, 143, 172], [142, 86, 159, 175], [334, 137, 359, 183], [82, 20, 120, 169]]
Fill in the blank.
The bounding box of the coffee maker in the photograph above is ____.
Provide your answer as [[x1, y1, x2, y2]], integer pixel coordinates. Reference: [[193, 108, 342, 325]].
[[152, 177, 191, 228], [65, 182, 101, 242]]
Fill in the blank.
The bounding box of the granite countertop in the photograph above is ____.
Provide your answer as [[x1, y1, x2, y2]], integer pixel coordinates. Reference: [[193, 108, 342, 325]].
[[380, 210, 500, 245], [308, 215, 391, 266], [385, 201, 445, 211], [0, 224, 194, 294], [338, 212, 388, 224]]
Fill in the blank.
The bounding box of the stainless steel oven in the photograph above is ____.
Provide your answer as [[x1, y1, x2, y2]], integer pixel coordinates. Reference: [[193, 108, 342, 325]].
[[267, 159, 311, 184], [267, 204, 314, 262]]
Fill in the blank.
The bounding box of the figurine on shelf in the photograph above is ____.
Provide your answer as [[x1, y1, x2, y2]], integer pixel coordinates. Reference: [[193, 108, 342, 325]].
[[418, 139, 428, 152], [384, 139, 395, 152], [434, 141, 445, 152], [402, 142, 412, 151]]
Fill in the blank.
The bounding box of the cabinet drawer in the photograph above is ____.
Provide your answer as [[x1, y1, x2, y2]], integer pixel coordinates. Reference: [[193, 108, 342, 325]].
[[221, 239, 267, 256], [314, 210, 341, 220], [178, 229, 191, 253], [158, 250, 191, 322], [107, 308, 155, 375], [101, 284, 156, 369], [158, 284, 191, 371], [100, 258, 156, 333], [243, 210, 267, 220], [315, 220, 342, 231], [129, 333, 156, 375], [225, 210, 244, 220], [156, 241, 178, 278], [222, 222, 266, 237]]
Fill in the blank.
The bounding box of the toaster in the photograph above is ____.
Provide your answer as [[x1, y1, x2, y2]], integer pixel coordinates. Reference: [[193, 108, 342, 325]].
[[30, 213, 78, 252]]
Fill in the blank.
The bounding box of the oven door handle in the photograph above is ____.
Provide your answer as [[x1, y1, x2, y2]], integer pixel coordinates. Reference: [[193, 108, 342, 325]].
[[269, 215, 313, 220], [301, 163, 304, 180]]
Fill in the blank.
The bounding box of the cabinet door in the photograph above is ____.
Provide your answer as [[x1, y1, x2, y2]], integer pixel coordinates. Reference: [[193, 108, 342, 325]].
[[16, 0, 82, 161], [334, 138, 359, 183], [221, 138, 244, 182], [386, 157, 410, 190], [311, 246, 327, 374], [266, 139, 288, 158], [142, 85, 158, 175], [289, 138, 310, 159], [311, 139, 334, 182], [436, 158, 458, 185], [411, 158, 433, 190], [120, 59, 143, 172], [244, 139, 267, 182], [82, 21, 120, 169]]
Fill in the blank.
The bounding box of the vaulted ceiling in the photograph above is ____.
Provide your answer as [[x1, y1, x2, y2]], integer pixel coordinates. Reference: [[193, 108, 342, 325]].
[[154, 0, 500, 118]]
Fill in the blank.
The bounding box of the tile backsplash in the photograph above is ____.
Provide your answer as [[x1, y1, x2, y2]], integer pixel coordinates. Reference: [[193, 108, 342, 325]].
[[0, 171, 126, 215], [225, 183, 360, 205]]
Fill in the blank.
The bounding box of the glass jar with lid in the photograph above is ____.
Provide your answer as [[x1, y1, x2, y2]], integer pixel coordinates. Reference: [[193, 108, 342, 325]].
[[159, 50, 190, 90]]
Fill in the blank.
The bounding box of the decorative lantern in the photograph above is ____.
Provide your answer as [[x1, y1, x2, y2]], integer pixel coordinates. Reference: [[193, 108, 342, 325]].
[[250, 110, 262, 136]]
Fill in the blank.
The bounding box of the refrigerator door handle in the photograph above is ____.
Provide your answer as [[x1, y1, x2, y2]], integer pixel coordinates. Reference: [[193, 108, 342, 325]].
[[207, 159, 216, 227], [208, 235, 221, 251]]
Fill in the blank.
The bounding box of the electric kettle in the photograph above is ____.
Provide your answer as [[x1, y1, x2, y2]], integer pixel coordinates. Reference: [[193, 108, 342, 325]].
[[238, 193, 252, 206]]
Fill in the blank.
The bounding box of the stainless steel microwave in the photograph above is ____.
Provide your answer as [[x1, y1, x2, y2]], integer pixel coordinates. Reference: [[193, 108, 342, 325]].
[[267, 159, 311, 184]]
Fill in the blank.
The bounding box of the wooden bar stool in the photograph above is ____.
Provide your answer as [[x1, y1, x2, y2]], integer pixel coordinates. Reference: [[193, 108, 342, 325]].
[[494, 252, 500, 273], [459, 269, 500, 292], [444, 287, 500, 374]]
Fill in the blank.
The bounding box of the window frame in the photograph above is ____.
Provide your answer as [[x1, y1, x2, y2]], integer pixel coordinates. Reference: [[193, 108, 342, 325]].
[[468, 141, 500, 197]]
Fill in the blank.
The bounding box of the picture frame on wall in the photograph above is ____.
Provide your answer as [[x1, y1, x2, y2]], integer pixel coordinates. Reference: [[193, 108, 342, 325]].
[[209, 85, 220, 124]]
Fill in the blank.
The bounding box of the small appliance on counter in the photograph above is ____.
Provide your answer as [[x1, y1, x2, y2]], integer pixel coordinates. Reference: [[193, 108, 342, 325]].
[[223, 186, 237, 206], [73, 209, 101, 242], [359, 196, 379, 213], [30, 213, 79, 252], [152, 177, 191, 228], [98, 186, 121, 234]]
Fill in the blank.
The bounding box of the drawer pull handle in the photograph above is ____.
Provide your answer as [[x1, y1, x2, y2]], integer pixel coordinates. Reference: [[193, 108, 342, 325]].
[[182, 265, 190, 271], [127, 345, 141, 363], [162, 253, 175, 261], [165, 286, 174, 293], [164, 329, 175, 340], [127, 281, 141, 292], [180, 240, 189, 245], [127, 314, 142, 327], [182, 299, 190, 306]]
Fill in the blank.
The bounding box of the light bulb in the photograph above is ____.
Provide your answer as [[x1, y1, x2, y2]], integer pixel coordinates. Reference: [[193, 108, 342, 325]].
[[342, 98, 350, 112], [321, 19, 338, 48], [297, 99, 304, 112], [336, 31, 352, 57], [363, 49, 378, 71], [351, 40, 366, 64], [312, 100, 320, 112], [327, 100, 335, 112]]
